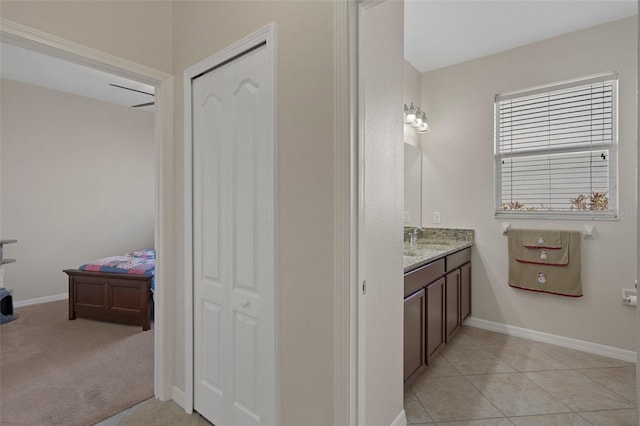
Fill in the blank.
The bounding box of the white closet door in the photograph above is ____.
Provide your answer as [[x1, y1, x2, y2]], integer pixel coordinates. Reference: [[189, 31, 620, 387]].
[[192, 41, 275, 426]]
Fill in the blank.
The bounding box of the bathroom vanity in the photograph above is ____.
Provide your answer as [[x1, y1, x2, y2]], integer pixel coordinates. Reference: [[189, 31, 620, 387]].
[[403, 228, 473, 384]]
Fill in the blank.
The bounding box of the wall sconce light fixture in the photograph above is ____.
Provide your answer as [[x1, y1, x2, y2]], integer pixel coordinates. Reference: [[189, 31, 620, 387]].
[[404, 103, 431, 133]]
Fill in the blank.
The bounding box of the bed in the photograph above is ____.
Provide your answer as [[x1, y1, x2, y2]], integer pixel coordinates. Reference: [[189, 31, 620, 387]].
[[64, 250, 155, 331]]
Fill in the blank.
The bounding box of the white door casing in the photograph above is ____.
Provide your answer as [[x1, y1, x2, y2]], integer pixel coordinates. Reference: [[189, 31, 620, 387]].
[[187, 25, 277, 426]]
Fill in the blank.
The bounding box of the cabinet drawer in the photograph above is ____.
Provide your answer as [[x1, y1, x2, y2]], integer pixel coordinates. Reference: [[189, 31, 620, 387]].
[[404, 258, 445, 297], [446, 247, 471, 272]]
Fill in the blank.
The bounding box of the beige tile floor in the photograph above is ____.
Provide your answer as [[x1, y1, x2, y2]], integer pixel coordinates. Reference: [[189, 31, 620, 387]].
[[405, 326, 637, 425], [95, 326, 636, 426]]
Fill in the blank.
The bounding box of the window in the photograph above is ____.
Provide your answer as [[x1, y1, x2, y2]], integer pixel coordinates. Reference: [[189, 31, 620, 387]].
[[495, 72, 618, 219]]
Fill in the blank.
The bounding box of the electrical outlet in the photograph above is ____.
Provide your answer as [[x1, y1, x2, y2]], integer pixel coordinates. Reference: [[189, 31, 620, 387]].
[[433, 212, 441, 224], [404, 211, 411, 223]]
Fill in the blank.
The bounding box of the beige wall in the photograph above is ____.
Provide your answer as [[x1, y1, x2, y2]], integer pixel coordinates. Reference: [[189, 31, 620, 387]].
[[2, 2, 338, 423], [0, 1, 173, 74], [420, 17, 638, 350], [172, 2, 335, 424], [404, 60, 422, 227], [0, 79, 155, 301]]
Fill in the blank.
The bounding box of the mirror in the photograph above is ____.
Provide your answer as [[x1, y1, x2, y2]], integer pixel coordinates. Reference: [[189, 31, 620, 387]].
[[404, 60, 423, 227], [404, 142, 422, 227]]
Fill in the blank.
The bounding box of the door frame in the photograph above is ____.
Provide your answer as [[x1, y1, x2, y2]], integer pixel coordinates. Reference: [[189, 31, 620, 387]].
[[0, 18, 175, 401], [182, 23, 278, 418], [636, 9, 640, 412], [332, 0, 356, 424], [334, 1, 405, 424]]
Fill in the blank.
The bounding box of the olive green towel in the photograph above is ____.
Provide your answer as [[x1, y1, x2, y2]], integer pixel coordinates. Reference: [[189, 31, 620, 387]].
[[508, 229, 582, 297], [513, 231, 568, 266], [520, 230, 563, 249]]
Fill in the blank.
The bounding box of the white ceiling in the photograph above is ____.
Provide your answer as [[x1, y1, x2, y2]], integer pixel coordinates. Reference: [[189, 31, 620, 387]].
[[405, 0, 638, 73], [0, 41, 155, 110], [1, 2, 636, 102]]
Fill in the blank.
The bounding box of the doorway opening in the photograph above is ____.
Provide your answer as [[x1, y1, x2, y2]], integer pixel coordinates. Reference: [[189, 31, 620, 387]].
[[0, 20, 173, 420]]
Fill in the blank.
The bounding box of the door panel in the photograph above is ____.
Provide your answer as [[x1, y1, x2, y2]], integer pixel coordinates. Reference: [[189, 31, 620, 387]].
[[445, 269, 461, 342], [192, 41, 275, 426], [234, 80, 258, 293], [234, 311, 258, 419], [426, 278, 445, 362], [200, 95, 223, 283], [201, 300, 223, 396], [404, 289, 425, 383]]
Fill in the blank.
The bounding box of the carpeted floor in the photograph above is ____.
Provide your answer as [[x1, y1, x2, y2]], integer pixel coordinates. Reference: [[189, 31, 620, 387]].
[[0, 300, 153, 426]]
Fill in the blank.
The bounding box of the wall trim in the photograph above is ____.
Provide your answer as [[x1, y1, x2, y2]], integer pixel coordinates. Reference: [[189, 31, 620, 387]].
[[333, 0, 352, 425], [0, 18, 175, 402], [172, 386, 187, 410], [390, 409, 407, 426], [0, 19, 168, 84], [13, 293, 67, 308], [466, 317, 637, 363]]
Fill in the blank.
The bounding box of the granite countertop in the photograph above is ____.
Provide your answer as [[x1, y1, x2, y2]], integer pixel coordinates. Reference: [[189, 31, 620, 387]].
[[403, 227, 474, 273]]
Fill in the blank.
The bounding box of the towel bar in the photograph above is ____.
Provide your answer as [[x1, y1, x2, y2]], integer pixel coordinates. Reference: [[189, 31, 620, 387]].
[[583, 225, 594, 239]]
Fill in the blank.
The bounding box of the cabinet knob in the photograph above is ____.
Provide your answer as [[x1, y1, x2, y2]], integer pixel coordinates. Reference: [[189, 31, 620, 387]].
[[240, 298, 250, 307]]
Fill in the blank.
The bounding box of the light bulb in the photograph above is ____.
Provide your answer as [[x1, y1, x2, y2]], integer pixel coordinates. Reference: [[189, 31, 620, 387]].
[[411, 108, 422, 128], [417, 122, 431, 134], [405, 102, 417, 123]]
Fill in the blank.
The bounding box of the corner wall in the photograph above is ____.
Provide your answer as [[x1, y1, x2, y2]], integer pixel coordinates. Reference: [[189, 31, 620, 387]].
[[420, 16, 638, 351], [0, 79, 155, 301], [172, 2, 336, 424]]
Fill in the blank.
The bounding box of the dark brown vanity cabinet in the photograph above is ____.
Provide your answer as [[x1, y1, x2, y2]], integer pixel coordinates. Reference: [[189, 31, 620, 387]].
[[404, 247, 472, 383], [403, 259, 444, 383], [445, 268, 461, 342], [403, 288, 426, 384], [426, 278, 445, 363], [445, 248, 472, 342]]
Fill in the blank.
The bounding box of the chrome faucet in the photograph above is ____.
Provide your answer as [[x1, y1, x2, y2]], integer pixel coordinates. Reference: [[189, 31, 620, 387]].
[[409, 227, 423, 248]]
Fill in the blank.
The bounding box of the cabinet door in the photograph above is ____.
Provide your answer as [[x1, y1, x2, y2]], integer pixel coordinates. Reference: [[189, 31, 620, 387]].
[[460, 262, 472, 322], [445, 269, 461, 342], [404, 289, 425, 383], [426, 278, 445, 363]]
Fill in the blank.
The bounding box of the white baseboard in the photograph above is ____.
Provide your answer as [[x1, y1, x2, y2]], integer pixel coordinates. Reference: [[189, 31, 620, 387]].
[[390, 409, 407, 426], [466, 317, 636, 363], [13, 293, 67, 308], [172, 386, 187, 411]]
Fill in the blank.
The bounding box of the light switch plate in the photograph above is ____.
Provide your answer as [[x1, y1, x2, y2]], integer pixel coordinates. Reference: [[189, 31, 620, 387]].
[[433, 211, 441, 224]]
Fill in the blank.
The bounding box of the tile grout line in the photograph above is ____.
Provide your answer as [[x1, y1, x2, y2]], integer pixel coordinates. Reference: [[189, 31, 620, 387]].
[[471, 331, 635, 416], [460, 373, 510, 420], [408, 386, 434, 424], [572, 367, 639, 406], [409, 328, 637, 424]]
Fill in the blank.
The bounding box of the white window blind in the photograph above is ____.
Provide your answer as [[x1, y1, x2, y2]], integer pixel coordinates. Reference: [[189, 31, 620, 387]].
[[495, 72, 618, 218]]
